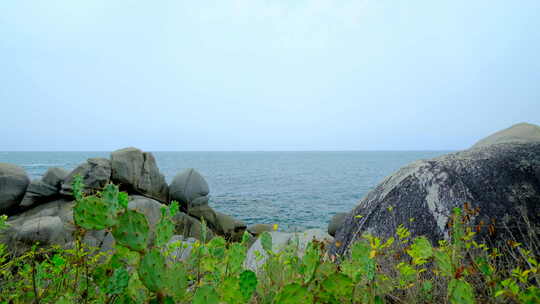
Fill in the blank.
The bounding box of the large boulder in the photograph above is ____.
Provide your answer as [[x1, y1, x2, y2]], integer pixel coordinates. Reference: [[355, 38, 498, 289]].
[[20, 167, 69, 208], [111, 147, 169, 203], [169, 169, 209, 208], [247, 224, 273, 236], [0, 163, 30, 213], [1, 199, 77, 253], [187, 204, 246, 241], [61, 158, 111, 196], [327, 212, 347, 237], [331, 141, 540, 257], [42, 167, 69, 189], [472, 122, 540, 148]]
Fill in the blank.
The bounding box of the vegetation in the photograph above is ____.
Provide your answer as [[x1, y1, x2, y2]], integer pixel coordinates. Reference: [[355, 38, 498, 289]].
[[0, 177, 539, 303]]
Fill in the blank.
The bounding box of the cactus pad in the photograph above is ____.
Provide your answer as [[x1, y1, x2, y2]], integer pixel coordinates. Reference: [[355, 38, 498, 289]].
[[138, 248, 167, 293], [112, 209, 150, 252], [73, 195, 117, 230]]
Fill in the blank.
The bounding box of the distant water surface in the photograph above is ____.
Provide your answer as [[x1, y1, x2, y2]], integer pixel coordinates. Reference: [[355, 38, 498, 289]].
[[0, 151, 450, 230]]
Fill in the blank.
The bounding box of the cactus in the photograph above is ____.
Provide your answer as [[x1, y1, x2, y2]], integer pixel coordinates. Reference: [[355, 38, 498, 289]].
[[138, 248, 167, 293], [274, 283, 313, 304], [239, 270, 257, 302], [73, 195, 117, 230], [101, 183, 122, 213], [193, 285, 219, 304], [112, 209, 150, 252], [154, 208, 174, 247]]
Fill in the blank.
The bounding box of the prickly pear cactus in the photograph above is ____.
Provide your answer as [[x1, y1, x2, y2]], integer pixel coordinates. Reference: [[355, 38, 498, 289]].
[[138, 248, 167, 293], [112, 209, 150, 252], [101, 183, 122, 214], [73, 195, 117, 230]]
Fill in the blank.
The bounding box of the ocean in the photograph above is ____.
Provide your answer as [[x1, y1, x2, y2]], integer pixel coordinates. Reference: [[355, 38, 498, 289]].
[[0, 151, 449, 231]]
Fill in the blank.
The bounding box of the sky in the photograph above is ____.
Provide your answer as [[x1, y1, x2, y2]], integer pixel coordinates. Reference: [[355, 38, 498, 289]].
[[1, 0, 539, 151]]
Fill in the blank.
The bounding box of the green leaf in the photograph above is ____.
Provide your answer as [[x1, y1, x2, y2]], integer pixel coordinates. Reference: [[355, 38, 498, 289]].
[[448, 279, 475, 304], [239, 270, 257, 302], [407, 237, 433, 264], [434, 250, 453, 277], [302, 242, 320, 283], [320, 273, 353, 302], [106, 267, 129, 295], [112, 209, 150, 252], [73, 195, 117, 230], [227, 243, 247, 276], [155, 208, 175, 247], [138, 248, 167, 293], [118, 192, 129, 209], [260, 231, 272, 253], [193, 285, 219, 304], [274, 283, 313, 304]]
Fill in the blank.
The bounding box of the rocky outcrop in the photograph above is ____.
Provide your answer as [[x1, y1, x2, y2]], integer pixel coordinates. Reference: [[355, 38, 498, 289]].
[[169, 169, 209, 208], [20, 168, 68, 208], [0, 163, 30, 213], [327, 212, 347, 237], [61, 158, 111, 196], [111, 147, 168, 203], [331, 141, 540, 257], [247, 224, 273, 236], [472, 122, 540, 148]]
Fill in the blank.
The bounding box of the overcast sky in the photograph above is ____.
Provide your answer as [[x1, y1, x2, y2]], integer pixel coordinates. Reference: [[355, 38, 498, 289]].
[[1, 0, 539, 151]]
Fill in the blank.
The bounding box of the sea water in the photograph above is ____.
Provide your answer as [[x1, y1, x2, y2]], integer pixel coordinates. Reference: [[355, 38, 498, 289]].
[[0, 151, 448, 231]]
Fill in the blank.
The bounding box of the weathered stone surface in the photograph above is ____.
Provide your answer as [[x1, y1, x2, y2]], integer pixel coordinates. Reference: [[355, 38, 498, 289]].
[[42, 167, 69, 188], [111, 147, 169, 203], [61, 158, 111, 196], [169, 169, 209, 208], [331, 142, 540, 257], [0, 163, 30, 212], [20, 180, 59, 208], [245, 229, 333, 271], [472, 122, 540, 148], [327, 212, 347, 237], [173, 212, 215, 241], [247, 224, 273, 236], [215, 211, 247, 242]]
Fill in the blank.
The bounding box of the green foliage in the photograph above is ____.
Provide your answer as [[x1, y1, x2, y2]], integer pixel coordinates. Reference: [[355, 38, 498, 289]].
[[193, 285, 219, 304], [112, 209, 150, 252], [73, 195, 117, 230], [274, 283, 313, 304], [260, 231, 272, 253], [1, 186, 539, 304]]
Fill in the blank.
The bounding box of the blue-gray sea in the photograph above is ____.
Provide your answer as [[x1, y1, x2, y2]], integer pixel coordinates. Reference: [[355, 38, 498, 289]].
[[0, 151, 449, 231]]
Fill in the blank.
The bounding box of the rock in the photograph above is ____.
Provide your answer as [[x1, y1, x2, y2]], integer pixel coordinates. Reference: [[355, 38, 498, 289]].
[[20, 180, 60, 208], [187, 204, 246, 241], [472, 122, 540, 148], [128, 195, 165, 229], [173, 212, 215, 241], [247, 224, 273, 236], [169, 169, 209, 208], [327, 213, 347, 237], [215, 211, 247, 242], [165, 236, 196, 262], [245, 229, 333, 271], [42, 167, 69, 188], [12, 216, 72, 244], [61, 158, 111, 196], [0, 163, 30, 213], [331, 141, 540, 257], [187, 204, 219, 231], [111, 147, 169, 203]]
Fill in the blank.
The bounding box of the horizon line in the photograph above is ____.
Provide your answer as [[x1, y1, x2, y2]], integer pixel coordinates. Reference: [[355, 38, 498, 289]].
[[0, 149, 457, 153]]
